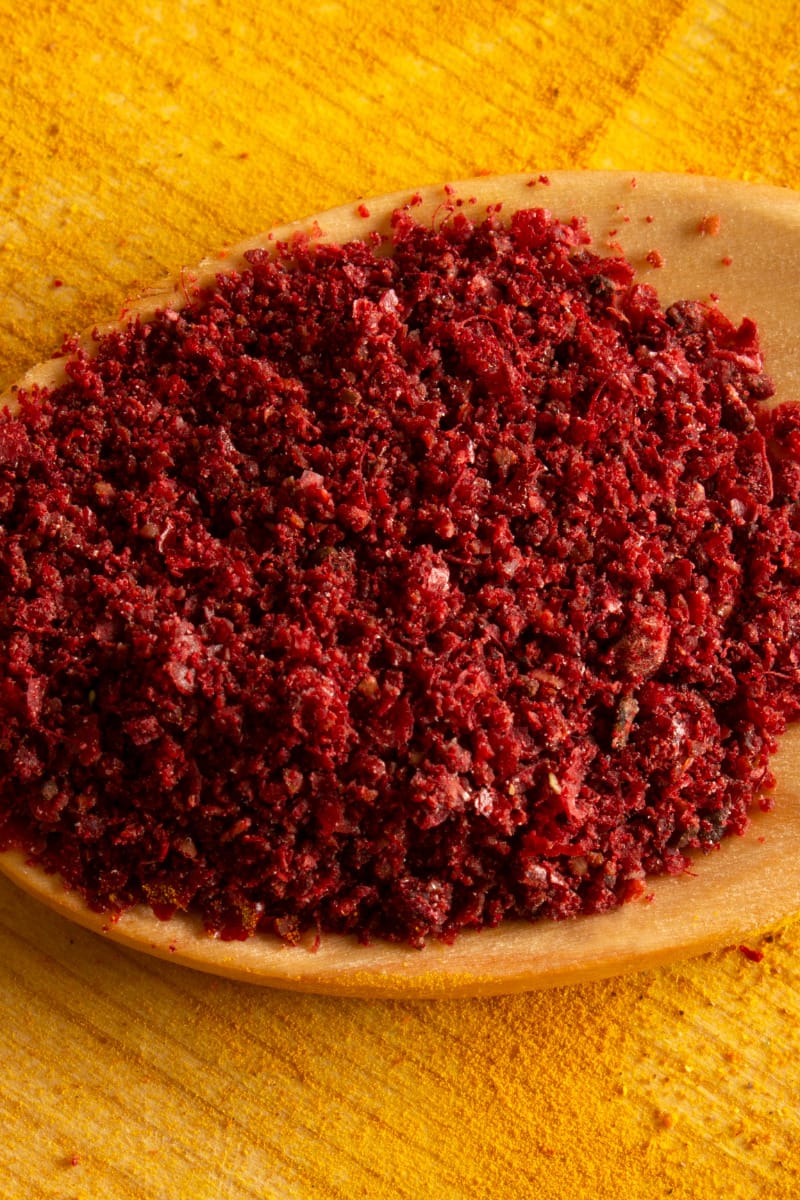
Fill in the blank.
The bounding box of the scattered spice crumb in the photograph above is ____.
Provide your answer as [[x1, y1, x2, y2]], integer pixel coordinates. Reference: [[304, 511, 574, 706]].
[[52, 278, 63, 288], [645, 215, 654, 223], [739, 945, 765, 963], [356, 203, 370, 219], [722, 254, 733, 266], [698, 214, 722, 237], [645, 249, 665, 268]]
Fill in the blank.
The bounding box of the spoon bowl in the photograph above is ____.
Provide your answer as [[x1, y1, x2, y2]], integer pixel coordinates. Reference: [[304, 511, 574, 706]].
[[2, 171, 800, 997]]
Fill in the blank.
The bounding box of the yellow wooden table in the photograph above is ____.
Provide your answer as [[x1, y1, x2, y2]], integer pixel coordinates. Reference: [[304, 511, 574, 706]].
[[2, 3, 800, 1196]]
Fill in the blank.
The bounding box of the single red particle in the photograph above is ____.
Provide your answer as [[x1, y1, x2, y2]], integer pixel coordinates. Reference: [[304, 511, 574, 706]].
[[739, 945, 765, 963], [356, 203, 370, 219], [722, 254, 733, 266], [698, 213, 721, 237], [52, 278, 63, 288], [645, 214, 654, 223], [645, 249, 665, 268]]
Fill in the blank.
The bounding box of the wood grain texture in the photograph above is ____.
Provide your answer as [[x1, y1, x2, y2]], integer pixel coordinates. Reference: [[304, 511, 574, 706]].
[[3, 2, 800, 1197]]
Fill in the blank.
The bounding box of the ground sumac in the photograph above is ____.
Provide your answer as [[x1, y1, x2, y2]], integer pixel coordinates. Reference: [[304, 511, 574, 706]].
[[2, 206, 800, 946]]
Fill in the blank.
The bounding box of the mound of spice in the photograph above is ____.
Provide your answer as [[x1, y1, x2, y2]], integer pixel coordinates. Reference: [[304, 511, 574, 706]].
[[2, 205, 800, 947]]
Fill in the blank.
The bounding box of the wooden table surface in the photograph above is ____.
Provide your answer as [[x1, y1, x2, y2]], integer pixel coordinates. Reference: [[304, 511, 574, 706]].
[[2, 2, 800, 1197]]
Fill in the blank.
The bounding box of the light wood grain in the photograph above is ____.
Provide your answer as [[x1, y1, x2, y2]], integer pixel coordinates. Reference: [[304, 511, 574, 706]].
[[3, 171, 800, 997]]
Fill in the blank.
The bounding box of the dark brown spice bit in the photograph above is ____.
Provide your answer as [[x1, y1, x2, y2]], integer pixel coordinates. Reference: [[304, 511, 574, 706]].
[[2, 205, 800, 946]]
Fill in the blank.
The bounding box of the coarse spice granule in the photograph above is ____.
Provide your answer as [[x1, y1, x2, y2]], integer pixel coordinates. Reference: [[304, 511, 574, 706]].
[[1, 205, 800, 945]]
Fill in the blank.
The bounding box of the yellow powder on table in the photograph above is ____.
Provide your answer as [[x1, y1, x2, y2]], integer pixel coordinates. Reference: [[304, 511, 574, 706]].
[[3, 1, 800, 1197], [4, 870, 799, 1200], [593, 0, 800, 185], [0, 0, 690, 388]]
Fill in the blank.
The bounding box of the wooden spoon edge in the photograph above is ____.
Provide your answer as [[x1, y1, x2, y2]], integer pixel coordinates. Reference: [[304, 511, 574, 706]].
[[2, 732, 799, 999], [7, 169, 800, 408], [2, 170, 800, 997]]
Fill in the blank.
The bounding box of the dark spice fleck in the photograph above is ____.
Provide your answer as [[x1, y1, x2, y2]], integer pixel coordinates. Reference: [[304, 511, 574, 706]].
[[2, 206, 800, 946]]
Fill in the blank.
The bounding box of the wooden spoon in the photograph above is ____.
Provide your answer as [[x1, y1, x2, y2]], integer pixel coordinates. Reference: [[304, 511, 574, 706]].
[[2, 171, 800, 998]]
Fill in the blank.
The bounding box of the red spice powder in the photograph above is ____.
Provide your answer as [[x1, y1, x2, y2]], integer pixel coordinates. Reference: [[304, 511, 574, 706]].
[[2, 207, 800, 946], [738, 944, 765, 963], [698, 214, 722, 237]]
